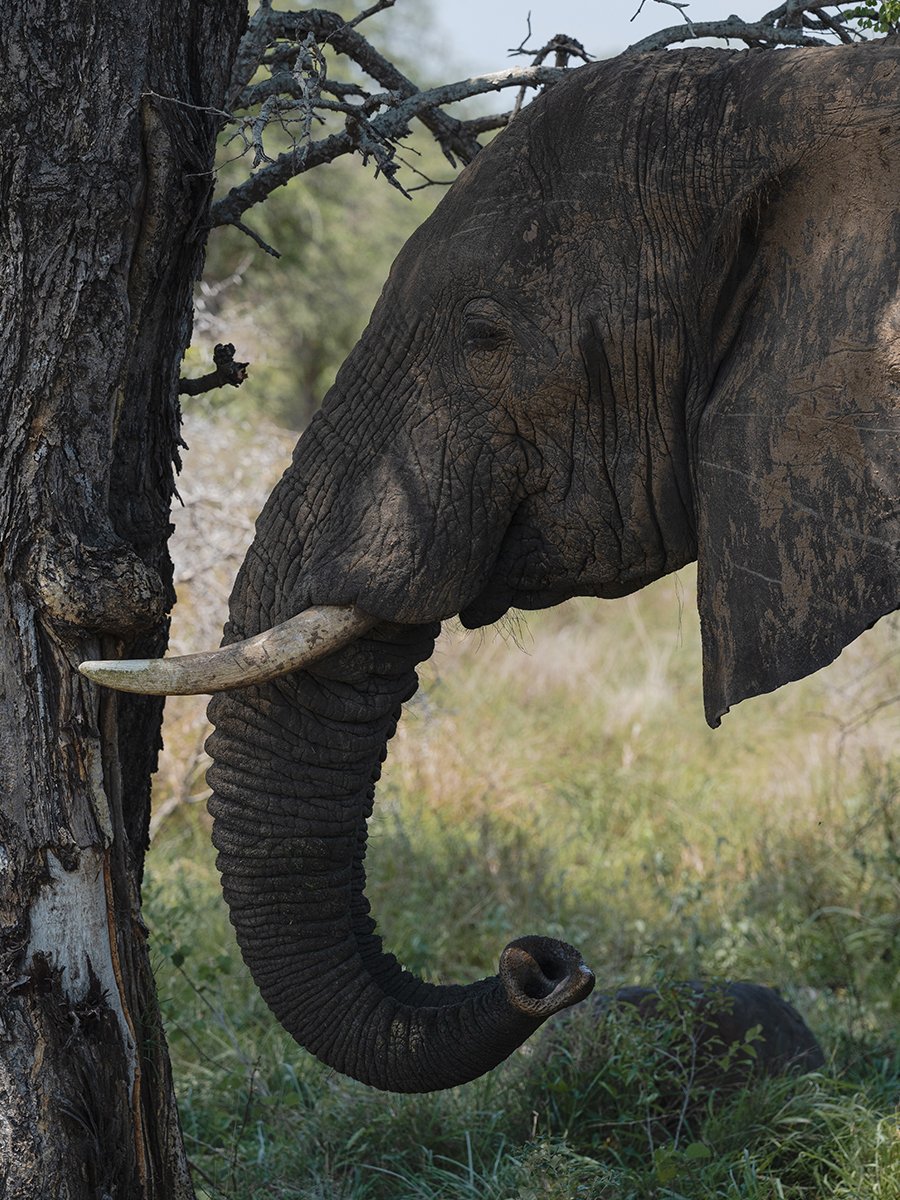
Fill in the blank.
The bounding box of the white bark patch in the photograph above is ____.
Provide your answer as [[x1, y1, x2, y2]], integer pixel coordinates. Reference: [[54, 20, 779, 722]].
[[26, 849, 135, 1081], [86, 743, 113, 843]]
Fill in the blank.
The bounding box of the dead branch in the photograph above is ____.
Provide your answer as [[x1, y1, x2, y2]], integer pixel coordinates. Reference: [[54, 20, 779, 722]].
[[210, 65, 564, 229], [213, 1, 877, 239], [178, 344, 249, 396], [506, 25, 593, 118], [629, 2, 867, 50], [236, 7, 482, 165], [226, 0, 275, 111], [346, 0, 396, 30], [628, 15, 831, 50]]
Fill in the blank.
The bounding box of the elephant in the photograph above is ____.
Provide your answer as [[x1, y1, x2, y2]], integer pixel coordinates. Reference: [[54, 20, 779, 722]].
[[81, 45, 899, 1093]]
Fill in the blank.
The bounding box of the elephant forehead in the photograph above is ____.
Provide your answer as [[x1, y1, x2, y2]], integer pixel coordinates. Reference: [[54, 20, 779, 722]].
[[390, 191, 608, 313], [383, 211, 551, 316]]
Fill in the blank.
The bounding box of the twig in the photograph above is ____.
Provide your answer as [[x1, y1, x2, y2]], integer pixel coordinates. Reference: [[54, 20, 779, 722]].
[[187, 1158, 225, 1197], [516, 32, 591, 68], [346, 0, 395, 29], [672, 1025, 700, 1150], [508, 11, 534, 56], [802, 6, 858, 41], [506, 26, 590, 119], [459, 112, 513, 136], [393, 151, 455, 191], [140, 90, 233, 123], [344, 110, 411, 196], [632, 0, 695, 36], [227, 219, 281, 258], [229, 1065, 259, 1197]]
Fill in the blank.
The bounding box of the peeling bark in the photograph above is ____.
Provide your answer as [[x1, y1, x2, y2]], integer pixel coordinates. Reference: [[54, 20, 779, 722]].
[[0, 1, 245, 1195]]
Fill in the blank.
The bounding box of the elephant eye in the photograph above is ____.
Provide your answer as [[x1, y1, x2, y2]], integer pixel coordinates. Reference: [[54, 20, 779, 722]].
[[464, 318, 508, 351]]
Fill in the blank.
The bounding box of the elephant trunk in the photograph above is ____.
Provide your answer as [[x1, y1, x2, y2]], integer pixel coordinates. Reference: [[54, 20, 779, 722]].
[[206, 621, 593, 1093]]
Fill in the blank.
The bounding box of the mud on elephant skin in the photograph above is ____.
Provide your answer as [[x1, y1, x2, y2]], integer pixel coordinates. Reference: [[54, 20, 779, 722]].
[[81, 47, 899, 1092]]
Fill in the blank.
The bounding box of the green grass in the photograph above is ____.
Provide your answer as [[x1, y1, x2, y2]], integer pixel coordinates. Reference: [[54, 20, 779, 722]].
[[146, 415, 899, 1198]]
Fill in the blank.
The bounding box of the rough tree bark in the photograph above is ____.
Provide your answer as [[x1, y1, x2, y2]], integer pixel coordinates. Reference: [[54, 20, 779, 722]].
[[0, 2, 245, 1196]]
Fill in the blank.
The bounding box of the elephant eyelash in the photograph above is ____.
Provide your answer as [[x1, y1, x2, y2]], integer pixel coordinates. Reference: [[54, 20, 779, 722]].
[[464, 321, 509, 350]]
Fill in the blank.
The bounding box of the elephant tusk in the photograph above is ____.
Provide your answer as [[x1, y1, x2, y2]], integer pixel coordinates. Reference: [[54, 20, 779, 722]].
[[78, 605, 375, 695]]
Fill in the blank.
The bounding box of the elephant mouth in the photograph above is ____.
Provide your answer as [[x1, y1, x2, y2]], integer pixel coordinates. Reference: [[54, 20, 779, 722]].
[[77, 579, 632, 694], [77, 597, 509, 693], [78, 505, 570, 693], [458, 585, 563, 630]]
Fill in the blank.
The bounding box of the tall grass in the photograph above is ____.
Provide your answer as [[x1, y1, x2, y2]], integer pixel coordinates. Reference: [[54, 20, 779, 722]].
[[147, 410, 899, 1198]]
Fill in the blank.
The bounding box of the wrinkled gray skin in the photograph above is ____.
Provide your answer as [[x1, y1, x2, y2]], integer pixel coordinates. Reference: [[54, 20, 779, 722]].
[[207, 47, 899, 1093]]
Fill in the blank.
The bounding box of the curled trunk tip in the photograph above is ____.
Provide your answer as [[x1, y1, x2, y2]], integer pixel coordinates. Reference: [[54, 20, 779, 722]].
[[499, 935, 595, 1018]]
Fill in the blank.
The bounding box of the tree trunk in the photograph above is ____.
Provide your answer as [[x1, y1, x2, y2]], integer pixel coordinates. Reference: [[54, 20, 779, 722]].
[[0, 2, 245, 1195]]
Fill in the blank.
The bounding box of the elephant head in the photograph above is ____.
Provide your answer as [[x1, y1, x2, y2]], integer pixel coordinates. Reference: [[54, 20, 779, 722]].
[[82, 46, 899, 1092]]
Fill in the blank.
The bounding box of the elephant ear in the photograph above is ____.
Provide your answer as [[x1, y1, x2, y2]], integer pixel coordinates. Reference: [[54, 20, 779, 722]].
[[695, 120, 900, 728]]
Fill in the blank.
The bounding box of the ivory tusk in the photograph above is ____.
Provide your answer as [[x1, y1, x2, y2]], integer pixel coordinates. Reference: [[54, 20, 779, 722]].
[[78, 605, 375, 695]]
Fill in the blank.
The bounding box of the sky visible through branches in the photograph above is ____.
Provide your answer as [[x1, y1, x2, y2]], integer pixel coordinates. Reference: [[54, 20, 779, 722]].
[[430, 0, 776, 80], [212, 0, 878, 245]]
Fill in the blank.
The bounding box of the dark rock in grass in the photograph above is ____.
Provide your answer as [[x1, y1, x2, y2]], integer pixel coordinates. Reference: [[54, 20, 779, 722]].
[[535, 981, 824, 1140], [591, 980, 825, 1083]]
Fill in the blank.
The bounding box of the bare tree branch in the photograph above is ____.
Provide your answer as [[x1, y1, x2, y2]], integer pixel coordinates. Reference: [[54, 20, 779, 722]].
[[238, 73, 368, 110], [508, 11, 534, 57], [633, 0, 695, 35], [459, 112, 513, 136], [505, 25, 592, 127], [213, 1, 878, 240], [625, 0, 871, 49], [346, 0, 396, 29], [263, 8, 482, 164], [226, 0, 274, 111], [628, 15, 833, 50], [803, 6, 858, 41], [210, 65, 564, 229], [228, 219, 281, 258], [508, 31, 593, 69]]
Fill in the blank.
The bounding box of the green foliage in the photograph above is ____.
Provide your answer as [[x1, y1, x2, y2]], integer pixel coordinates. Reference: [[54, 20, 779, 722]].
[[531, 979, 764, 1164], [845, 1, 900, 31]]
